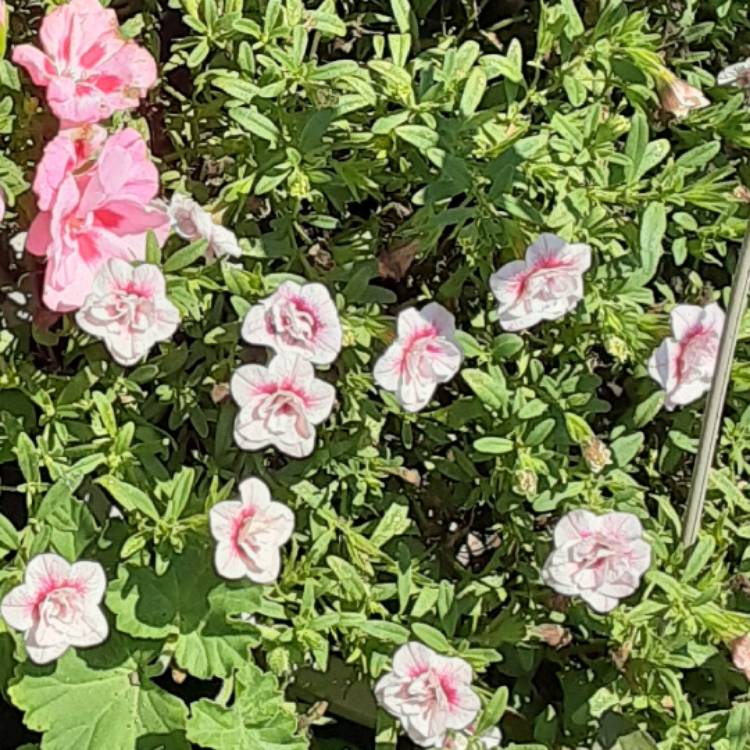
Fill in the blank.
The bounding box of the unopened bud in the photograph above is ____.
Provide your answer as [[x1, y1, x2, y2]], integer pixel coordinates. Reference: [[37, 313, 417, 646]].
[[657, 73, 709, 119], [583, 438, 612, 474]]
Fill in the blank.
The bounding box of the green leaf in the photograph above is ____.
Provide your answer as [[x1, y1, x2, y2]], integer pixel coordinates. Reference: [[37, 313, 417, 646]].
[[185, 664, 308, 750], [613, 731, 659, 750], [460, 68, 487, 117], [145, 230, 162, 265], [370, 504, 411, 547], [107, 543, 260, 679], [164, 239, 209, 272], [476, 686, 508, 733], [358, 620, 410, 644], [610, 432, 643, 467], [230, 107, 280, 146], [8, 645, 189, 750], [625, 202, 666, 289], [633, 390, 664, 428], [462, 369, 507, 410], [411, 623, 451, 652], [565, 413, 593, 444], [0, 512, 19, 552], [682, 536, 715, 583], [473, 437, 514, 454], [96, 476, 160, 521], [395, 124, 439, 150], [390, 0, 411, 33]]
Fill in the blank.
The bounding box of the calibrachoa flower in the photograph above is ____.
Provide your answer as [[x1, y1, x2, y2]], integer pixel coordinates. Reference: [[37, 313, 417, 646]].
[[12, 0, 157, 126], [27, 127, 170, 312], [209, 477, 295, 584], [374, 642, 481, 747], [75, 259, 180, 366], [542, 509, 651, 613], [241, 281, 342, 365], [167, 193, 241, 259], [373, 302, 463, 412], [0, 553, 108, 664], [718, 59, 750, 89], [647, 303, 724, 410], [231, 354, 336, 458], [442, 726, 502, 750], [731, 634, 750, 680], [657, 73, 710, 118], [490, 233, 591, 331]]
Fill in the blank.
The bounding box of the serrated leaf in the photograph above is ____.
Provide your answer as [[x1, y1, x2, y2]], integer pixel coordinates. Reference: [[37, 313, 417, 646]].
[[185, 664, 308, 750], [8, 644, 189, 750], [107, 543, 260, 679]]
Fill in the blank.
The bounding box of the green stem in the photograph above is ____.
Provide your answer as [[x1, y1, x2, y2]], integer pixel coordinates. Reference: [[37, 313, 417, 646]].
[[683, 224, 750, 547]]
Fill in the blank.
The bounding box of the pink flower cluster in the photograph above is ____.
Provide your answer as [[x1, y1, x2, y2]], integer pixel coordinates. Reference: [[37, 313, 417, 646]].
[[15, 0, 179, 369], [13, 0, 157, 126], [232, 281, 342, 458]]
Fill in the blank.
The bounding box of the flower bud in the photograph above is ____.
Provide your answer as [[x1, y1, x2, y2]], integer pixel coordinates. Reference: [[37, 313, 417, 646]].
[[514, 469, 538, 498], [583, 438, 612, 474], [657, 73, 710, 119], [732, 634, 750, 680]]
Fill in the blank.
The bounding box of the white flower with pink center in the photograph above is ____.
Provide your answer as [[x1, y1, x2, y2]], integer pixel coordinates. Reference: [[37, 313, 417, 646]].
[[490, 233, 591, 331], [75, 259, 180, 367], [231, 354, 336, 458], [647, 303, 724, 410], [373, 302, 463, 413], [374, 642, 481, 748], [209, 477, 295, 584], [1, 553, 109, 664], [542, 509, 651, 613], [241, 281, 342, 366]]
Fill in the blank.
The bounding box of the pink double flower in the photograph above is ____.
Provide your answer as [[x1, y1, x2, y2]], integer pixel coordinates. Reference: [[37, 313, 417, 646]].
[[13, 0, 157, 126], [27, 126, 169, 312]]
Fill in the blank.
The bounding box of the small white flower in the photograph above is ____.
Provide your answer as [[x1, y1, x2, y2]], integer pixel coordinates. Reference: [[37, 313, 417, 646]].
[[647, 303, 724, 410], [167, 193, 214, 240]]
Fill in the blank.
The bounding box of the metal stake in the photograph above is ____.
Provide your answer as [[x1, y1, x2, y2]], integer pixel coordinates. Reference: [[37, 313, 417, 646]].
[[683, 224, 750, 547]]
